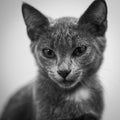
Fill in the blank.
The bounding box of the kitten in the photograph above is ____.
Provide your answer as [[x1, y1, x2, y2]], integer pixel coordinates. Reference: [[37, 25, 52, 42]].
[[0, 0, 107, 120]]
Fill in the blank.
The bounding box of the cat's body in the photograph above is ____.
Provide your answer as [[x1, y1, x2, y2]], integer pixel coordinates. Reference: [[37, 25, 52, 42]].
[[1, 75, 103, 120], [0, 0, 107, 120]]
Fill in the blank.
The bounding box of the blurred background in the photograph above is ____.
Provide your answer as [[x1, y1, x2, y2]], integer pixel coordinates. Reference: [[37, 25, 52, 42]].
[[0, 0, 120, 119]]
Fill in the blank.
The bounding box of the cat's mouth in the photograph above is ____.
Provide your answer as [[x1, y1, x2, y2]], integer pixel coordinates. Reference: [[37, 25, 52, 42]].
[[57, 78, 80, 89], [60, 79, 75, 87], [57, 71, 83, 89], [49, 70, 83, 89]]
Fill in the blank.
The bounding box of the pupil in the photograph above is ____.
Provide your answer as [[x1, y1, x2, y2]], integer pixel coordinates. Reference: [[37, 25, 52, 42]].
[[43, 48, 55, 58], [48, 50, 52, 55], [42, 48, 55, 59], [73, 45, 87, 57]]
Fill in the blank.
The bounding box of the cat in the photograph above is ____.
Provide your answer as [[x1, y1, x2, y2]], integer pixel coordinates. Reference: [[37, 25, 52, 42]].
[[0, 0, 107, 120]]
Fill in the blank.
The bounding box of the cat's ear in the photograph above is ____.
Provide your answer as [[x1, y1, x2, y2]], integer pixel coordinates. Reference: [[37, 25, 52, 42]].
[[78, 0, 107, 36], [22, 3, 49, 41]]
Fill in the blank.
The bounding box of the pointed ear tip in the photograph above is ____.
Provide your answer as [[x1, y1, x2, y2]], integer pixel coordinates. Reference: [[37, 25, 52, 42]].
[[22, 2, 29, 9], [22, 2, 33, 11], [95, 0, 106, 3], [93, 0, 107, 7], [97, 0, 107, 8], [101, 0, 107, 6], [100, 0, 108, 15], [22, 2, 27, 7], [21, 2, 34, 16], [94, 0, 108, 15], [22, 2, 28, 11]]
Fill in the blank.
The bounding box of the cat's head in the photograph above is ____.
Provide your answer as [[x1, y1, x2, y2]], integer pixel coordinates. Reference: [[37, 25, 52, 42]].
[[22, 0, 107, 89]]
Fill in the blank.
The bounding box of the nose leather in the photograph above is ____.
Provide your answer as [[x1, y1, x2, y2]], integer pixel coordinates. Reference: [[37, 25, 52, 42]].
[[57, 70, 71, 78]]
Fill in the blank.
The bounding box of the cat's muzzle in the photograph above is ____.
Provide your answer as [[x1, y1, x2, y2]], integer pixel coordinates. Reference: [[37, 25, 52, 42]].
[[57, 71, 83, 89]]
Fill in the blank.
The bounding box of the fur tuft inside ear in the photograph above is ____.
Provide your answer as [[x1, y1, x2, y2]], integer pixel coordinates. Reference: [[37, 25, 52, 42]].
[[22, 3, 49, 41], [78, 0, 108, 36]]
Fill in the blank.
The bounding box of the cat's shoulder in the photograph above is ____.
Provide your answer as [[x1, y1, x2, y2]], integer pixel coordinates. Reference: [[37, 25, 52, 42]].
[[0, 82, 34, 120]]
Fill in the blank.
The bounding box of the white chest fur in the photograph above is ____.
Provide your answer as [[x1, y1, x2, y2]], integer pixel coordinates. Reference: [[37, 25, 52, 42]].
[[66, 87, 91, 102]]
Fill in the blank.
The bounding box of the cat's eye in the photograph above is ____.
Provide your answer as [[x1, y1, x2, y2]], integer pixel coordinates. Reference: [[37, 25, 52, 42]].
[[42, 48, 56, 59], [72, 45, 87, 57]]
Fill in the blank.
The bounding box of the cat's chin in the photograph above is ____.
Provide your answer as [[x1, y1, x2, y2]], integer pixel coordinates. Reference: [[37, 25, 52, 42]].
[[57, 72, 83, 89], [56, 79, 80, 89], [48, 71, 83, 89]]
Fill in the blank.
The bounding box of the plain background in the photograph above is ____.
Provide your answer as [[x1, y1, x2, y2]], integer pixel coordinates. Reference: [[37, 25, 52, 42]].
[[0, 0, 120, 119]]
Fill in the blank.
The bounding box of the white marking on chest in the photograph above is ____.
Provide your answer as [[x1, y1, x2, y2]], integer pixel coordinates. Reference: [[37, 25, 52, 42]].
[[66, 88, 91, 102]]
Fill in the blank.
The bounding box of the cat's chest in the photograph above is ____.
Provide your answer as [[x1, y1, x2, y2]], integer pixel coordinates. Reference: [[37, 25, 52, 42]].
[[52, 87, 91, 119], [66, 87, 91, 102]]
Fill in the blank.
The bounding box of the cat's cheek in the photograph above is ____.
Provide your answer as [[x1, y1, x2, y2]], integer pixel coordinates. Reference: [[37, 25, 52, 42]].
[[34, 45, 56, 68], [36, 56, 47, 68], [71, 59, 81, 71], [79, 52, 96, 67], [36, 54, 56, 70], [48, 72, 63, 87], [47, 66, 62, 81]]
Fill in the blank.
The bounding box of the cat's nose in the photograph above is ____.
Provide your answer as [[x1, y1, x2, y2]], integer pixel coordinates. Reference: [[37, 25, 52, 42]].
[[57, 70, 71, 79]]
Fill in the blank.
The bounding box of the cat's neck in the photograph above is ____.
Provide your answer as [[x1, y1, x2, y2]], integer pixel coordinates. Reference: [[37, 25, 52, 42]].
[[35, 72, 97, 103], [33, 73, 101, 119]]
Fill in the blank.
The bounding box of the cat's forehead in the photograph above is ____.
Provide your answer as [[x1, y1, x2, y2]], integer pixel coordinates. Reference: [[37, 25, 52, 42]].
[[50, 18, 78, 50], [39, 17, 92, 53]]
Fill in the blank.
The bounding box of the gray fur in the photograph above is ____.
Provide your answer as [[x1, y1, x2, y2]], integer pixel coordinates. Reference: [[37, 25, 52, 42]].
[[0, 0, 107, 120]]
